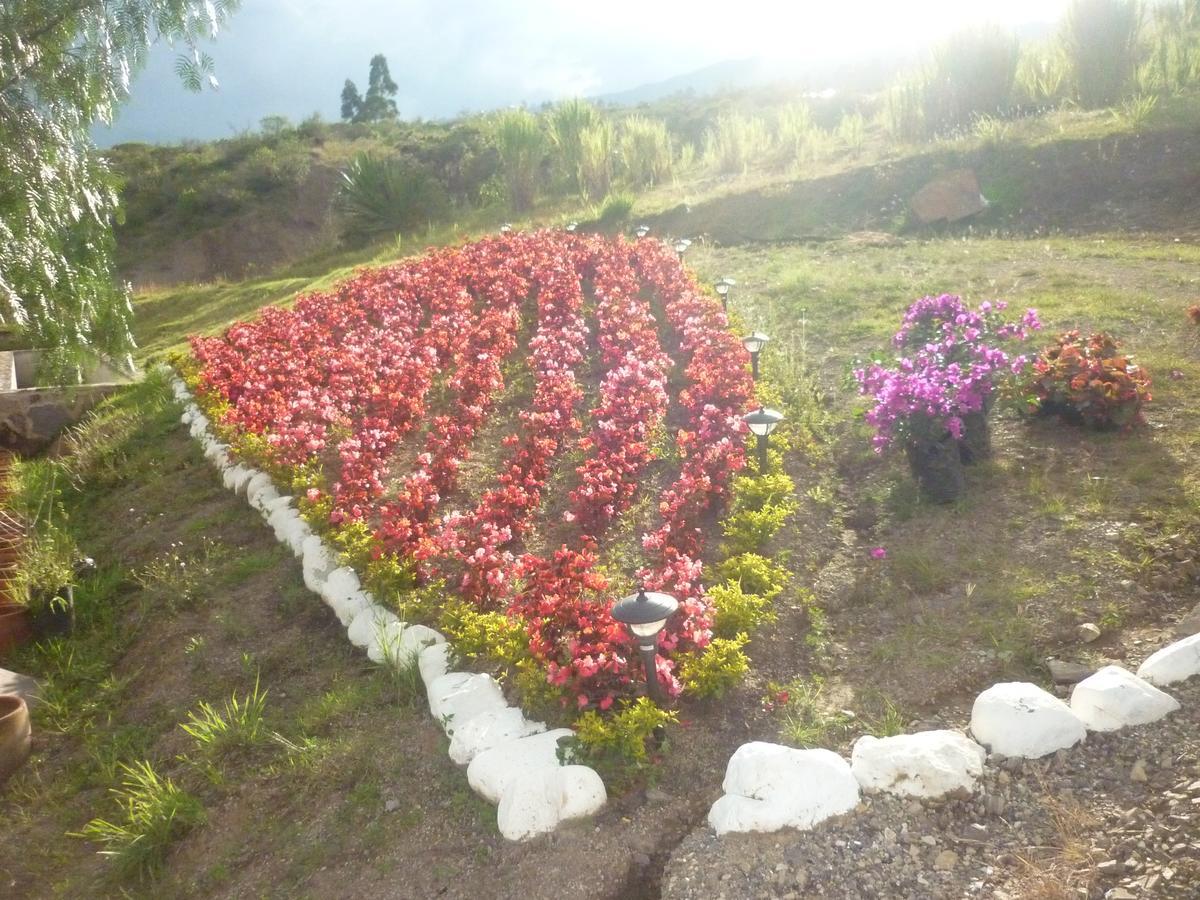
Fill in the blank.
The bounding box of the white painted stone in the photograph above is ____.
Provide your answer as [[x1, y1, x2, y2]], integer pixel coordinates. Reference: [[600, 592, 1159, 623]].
[[222, 464, 255, 495], [188, 414, 209, 438], [389, 624, 446, 667], [427, 671, 472, 717], [301, 535, 340, 593], [268, 504, 311, 557], [970, 682, 1087, 758], [346, 604, 400, 649], [419, 642, 453, 688], [1070, 665, 1180, 732], [449, 707, 546, 765], [180, 409, 194, 425], [320, 567, 371, 624], [429, 672, 508, 735], [467, 728, 575, 804], [245, 473, 279, 510], [495, 765, 607, 841], [260, 494, 293, 522], [708, 742, 860, 835], [1137, 633, 1200, 686], [366, 620, 408, 665], [850, 730, 985, 799]]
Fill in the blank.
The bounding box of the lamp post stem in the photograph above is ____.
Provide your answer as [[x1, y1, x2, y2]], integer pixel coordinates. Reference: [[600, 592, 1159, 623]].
[[640, 644, 664, 705], [757, 434, 768, 473], [751, 353, 760, 380]]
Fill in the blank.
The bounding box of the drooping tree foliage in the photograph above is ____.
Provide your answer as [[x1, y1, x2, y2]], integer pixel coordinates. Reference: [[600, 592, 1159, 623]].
[[340, 54, 399, 123], [0, 0, 239, 369]]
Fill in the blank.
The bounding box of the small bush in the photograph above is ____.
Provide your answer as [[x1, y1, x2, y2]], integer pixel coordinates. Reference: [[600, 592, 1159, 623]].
[[716, 552, 790, 599], [577, 121, 614, 201], [337, 153, 450, 242], [596, 193, 634, 228], [709, 582, 775, 638], [492, 108, 546, 211], [439, 602, 530, 668], [1025, 330, 1152, 428], [75, 760, 205, 876], [677, 635, 750, 698], [562, 697, 676, 788]]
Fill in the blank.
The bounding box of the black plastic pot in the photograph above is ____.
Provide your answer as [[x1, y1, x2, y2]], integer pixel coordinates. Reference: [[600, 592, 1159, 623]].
[[958, 411, 992, 464], [906, 434, 965, 503]]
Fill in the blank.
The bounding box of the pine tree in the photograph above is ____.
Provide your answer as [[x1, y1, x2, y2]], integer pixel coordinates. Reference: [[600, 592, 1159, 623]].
[[0, 0, 240, 369]]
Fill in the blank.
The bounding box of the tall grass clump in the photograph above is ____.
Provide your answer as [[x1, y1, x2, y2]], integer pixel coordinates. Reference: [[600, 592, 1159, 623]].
[[1015, 43, 1073, 107], [619, 115, 673, 188], [1063, 0, 1144, 108], [180, 677, 270, 755], [578, 120, 615, 202], [922, 25, 1020, 135], [835, 112, 866, 157], [75, 761, 204, 876], [337, 153, 450, 243], [703, 113, 772, 175], [492, 108, 546, 211], [1137, 1, 1200, 94], [548, 98, 599, 197], [880, 80, 926, 143], [774, 102, 814, 167]]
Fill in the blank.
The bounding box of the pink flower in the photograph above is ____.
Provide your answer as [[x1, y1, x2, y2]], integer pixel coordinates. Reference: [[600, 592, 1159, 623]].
[[871, 547, 887, 560]]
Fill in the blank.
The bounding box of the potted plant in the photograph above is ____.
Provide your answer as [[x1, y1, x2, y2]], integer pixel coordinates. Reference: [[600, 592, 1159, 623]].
[[856, 295, 1041, 502]]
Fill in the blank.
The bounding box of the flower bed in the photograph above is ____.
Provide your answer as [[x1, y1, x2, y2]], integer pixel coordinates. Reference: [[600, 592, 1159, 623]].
[[186, 231, 755, 711]]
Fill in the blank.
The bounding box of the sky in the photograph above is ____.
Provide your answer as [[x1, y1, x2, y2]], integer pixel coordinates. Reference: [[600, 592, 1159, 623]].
[[97, 0, 1072, 146]]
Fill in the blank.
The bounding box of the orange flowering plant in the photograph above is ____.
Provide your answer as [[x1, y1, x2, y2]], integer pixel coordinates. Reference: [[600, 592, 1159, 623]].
[[1025, 331, 1151, 429]]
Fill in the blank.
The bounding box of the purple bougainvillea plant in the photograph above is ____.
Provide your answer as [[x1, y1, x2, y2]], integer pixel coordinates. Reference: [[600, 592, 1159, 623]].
[[855, 295, 1042, 452]]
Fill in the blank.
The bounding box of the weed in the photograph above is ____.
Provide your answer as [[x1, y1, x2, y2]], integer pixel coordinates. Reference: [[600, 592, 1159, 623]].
[[133, 538, 229, 611], [180, 676, 270, 755], [768, 677, 855, 748], [74, 760, 205, 876]]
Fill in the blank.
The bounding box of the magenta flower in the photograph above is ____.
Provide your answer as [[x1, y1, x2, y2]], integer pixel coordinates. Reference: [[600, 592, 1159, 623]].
[[871, 547, 887, 560]]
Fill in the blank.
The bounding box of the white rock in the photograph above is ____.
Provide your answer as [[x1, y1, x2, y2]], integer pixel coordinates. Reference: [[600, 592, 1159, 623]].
[[428, 672, 507, 734], [260, 494, 293, 522], [467, 728, 574, 804], [389, 624, 446, 667], [268, 504, 311, 557], [222, 464, 255, 495], [366, 620, 408, 665], [708, 742, 860, 835], [851, 730, 985, 798], [346, 604, 400, 649], [419, 642, 453, 688], [1137, 633, 1200, 686], [449, 707, 546, 765], [970, 682, 1087, 759], [1070, 665, 1180, 732], [495, 765, 606, 841], [301, 536, 340, 593], [180, 409, 194, 425], [245, 473, 279, 510]]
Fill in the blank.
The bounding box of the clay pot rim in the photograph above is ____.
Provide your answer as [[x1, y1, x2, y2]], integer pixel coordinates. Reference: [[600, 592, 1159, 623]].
[[0, 693, 26, 719]]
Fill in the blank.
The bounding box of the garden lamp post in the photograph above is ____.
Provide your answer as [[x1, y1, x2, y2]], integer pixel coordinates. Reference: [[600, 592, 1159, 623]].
[[673, 238, 691, 261], [500, 223, 513, 234], [565, 221, 578, 233], [741, 331, 770, 380], [635, 224, 650, 239], [611, 588, 679, 706], [743, 406, 785, 473], [715, 276, 736, 311]]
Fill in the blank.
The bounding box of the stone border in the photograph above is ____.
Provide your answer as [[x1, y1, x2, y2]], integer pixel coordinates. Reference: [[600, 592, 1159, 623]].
[[167, 372, 606, 841], [707, 632, 1200, 836]]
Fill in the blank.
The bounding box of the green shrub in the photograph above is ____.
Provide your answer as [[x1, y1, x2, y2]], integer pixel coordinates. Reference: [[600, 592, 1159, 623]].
[[240, 139, 311, 193], [923, 25, 1020, 134], [336, 152, 450, 242], [578, 121, 614, 201], [722, 504, 795, 556], [439, 601, 531, 668], [709, 582, 775, 638], [1015, 44, 1073, 106], [562, 698, 676, 788], [678, 635, 750, 698], [835, 112, 866, 157], [549, 98, 599, 197], [730, 471, 796, 514], [716, 552, 789, 600], [880, 79, 926, 143], [596, 192, 634, 228], [75, 760, 205, 875]]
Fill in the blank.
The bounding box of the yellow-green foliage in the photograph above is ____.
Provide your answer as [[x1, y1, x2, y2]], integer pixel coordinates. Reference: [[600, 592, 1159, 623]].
[[709, 582, 776, 638], [570, 697, 676, 768], [678, 635, 750, 698], [717, 552, 789, 599], [722, 469, 797, 556], [619, 115, 673, 188], [439, 601, 531, 668], [703, 113, 772, 175]]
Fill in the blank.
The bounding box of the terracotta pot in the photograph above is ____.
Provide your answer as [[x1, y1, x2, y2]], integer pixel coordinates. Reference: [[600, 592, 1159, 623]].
[[0, 601, 31, 657], [0, 693, 31, 783]]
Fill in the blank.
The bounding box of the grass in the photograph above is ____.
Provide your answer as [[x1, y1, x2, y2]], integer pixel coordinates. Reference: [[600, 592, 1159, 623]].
[[180, 676, 271, 756]]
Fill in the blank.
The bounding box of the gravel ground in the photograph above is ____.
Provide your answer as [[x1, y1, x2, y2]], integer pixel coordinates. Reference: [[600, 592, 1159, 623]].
[[661, 679, 1200, 899]]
